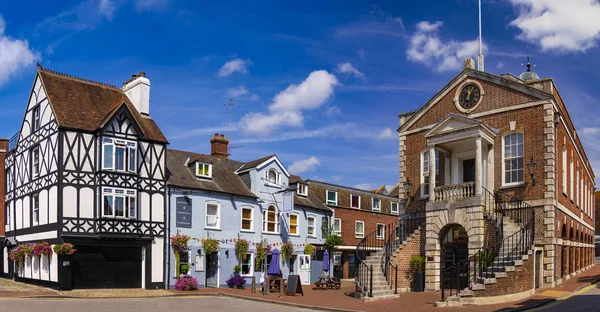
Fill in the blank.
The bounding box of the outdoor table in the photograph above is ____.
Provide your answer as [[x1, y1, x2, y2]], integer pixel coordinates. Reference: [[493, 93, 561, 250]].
[[268, 277, 286, 294]]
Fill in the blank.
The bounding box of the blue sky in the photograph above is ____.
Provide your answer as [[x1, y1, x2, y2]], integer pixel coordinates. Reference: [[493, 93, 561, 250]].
[[2, 0, 600, 188]]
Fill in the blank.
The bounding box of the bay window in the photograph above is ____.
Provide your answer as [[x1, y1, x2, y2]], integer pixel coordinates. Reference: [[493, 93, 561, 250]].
[[102, 187, 137, 218], [102, 137, 137, 173]]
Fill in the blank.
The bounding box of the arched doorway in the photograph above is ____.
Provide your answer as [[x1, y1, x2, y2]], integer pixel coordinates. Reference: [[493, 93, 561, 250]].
[[440, 224, 469, 290]]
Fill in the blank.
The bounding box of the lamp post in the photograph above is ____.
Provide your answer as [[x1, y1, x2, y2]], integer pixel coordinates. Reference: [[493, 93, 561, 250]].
[[404, 178, 413, 199], [527, 157, 537, 186]]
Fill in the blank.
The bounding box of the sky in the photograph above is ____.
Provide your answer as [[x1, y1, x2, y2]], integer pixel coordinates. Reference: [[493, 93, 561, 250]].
[[2, 0, 600, 189]]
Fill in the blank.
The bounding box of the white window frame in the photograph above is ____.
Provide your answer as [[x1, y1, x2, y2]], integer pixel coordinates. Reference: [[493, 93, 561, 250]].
[[376, 223, 385, 240], [241, 253, 254, 277], [420, 149, 439, 197], [240, 206, 254, 232], [262, 205, 280, 234], [288, 213, 299, 236], [391, 202, 399, 214], [33, 106, 40, 132], [205, 201, 221, 229], [101, 187, 137, 219], [102, 137, 137, 173], [502, 132, 525, 186], [372, 198, 381, 212], [575, 168, 579, 207], [355, 220, 364, 238], [307, 215, 316, 237], [32, 146, 39, 179], [195, 162, 212, 178], [297, 184, 308, 196], [326, 190, 338, 206], [33, 193, 39, 224], [350, 194, 360, 209], [333, 218, 341, 235], [265, 169, 280, 185], [562, 145, 567, 194]]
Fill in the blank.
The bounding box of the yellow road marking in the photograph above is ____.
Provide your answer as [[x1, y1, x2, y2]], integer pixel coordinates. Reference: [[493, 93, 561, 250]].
[[527, 284, 597, 311], [535, 290, 570, 298]]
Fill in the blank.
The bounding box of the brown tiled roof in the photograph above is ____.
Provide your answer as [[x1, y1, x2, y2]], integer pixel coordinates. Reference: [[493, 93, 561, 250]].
[[289, 175, 305, 184], [288, 175, 330, 212], [236, 154, 276, 172], [388, 183, 400, 197], [38, 68, 167, 143], [167, 149, 257, 198]]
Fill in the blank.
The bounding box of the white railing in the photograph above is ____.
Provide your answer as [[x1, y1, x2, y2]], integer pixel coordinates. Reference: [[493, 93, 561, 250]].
[[434, 182, 475, 202]]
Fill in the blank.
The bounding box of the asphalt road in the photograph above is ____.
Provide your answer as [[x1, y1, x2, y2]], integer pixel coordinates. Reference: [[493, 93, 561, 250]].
[[0, 296, 314, 312], [533, 284, 600, 312]]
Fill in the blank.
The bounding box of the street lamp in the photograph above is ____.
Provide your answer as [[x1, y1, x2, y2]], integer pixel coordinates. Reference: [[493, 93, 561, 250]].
[[404, 178, 413, 199], [527, 157, 537, 186]]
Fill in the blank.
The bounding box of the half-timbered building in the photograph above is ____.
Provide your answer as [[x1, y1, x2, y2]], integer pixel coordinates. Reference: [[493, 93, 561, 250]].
[[2, 66, 168, 290]]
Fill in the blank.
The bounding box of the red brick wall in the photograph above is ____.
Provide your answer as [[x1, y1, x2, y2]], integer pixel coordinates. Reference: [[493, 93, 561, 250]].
[[332, 207, 398, 247], [389, 229, 425, 290], [0, 139, 7, 237], [473, 253, 534, 297]]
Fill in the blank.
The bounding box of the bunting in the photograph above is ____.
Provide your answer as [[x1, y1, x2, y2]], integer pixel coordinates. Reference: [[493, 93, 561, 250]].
[[185, 237, 327, 250]]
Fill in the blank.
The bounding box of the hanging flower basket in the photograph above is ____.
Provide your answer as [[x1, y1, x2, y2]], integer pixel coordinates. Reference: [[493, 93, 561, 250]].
[[20, 243, 34, 256], [8, 246, 25, 268], [303, 243, 316, 257], [281, 241, 294, 260], [203, 238, 219, 255], [254, 241, 271, 270], [53, 243, 76, 256], [33, 242, 53, 256], [235, 239, 249, 262], [170, 234, 190, 254]]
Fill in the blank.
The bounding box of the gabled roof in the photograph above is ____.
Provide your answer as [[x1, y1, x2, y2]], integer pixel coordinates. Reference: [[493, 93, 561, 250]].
[[167, 149, 257, 198], [424, 114, 496, 138], [289, 174, 305, 184], [235, 154, 291, 177], [398, 68, 553, 133], [38, 67, 167, 143], [388, 183, 400, 197], [371, 185, 387, 195]]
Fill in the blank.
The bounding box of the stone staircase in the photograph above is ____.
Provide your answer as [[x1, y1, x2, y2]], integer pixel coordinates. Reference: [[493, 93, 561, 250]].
[[359, 250, 398, 302]]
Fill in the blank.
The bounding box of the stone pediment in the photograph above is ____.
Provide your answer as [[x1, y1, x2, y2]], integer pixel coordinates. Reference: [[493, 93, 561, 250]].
[[425, 114, 483, 138]]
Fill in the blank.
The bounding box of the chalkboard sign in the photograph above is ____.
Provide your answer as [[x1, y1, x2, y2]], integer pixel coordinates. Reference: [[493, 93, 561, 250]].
[[176, 197, 192, 228], [286, 275, 304, 296]]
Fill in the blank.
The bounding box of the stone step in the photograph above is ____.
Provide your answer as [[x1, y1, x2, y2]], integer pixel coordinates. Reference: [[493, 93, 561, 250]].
[[362, 293, 398, 302]]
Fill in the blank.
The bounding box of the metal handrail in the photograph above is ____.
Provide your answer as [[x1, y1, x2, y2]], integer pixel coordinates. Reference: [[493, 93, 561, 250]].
[[441, 194, 535, 301]]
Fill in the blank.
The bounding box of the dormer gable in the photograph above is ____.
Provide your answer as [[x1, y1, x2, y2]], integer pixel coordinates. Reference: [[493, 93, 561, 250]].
[[101, 104, 144, 139]]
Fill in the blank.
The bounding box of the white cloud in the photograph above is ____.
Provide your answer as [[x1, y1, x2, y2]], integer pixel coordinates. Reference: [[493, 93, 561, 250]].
[[226, 85, 259, 101], [325, 106, 342, 117], [581, 127, 600, 134], [335, 62, 366, 80], [407, 21, 483, 72], [377, 128, 395, 139], [218, 58, 252, 77], [358, 48, 366, 60], [355, 183, 375, 190], [236, 123, 393, 144], [240, 70, 338, 135], [496, 61, 505, 69], [0, 15, 40, 87], [508, 0, 600, 52], [288, 156, 321, 174]]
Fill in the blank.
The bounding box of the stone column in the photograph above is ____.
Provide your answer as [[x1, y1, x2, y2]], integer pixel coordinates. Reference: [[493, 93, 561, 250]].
[[444, 154, 451, 185], [475, 137, 482, 196], [429, 147, 436, 202], [486, 145, 494, 191]]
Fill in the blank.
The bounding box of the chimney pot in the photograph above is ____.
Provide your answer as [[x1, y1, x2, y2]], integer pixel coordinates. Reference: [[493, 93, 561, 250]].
[[123, 72, 151, 115], [464, 57, 475, 70], [210, 134, 229, 159], [214, 133, 219, 137], [140, 72, 146, 77], [220, 134, 225, 138]]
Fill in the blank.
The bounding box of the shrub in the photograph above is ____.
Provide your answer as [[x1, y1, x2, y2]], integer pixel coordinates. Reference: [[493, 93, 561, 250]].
[[174, 276, 199, 291], [477, 250, 495, 269], [226, 275, 246, 289], [303, 244, 316, 257], [409, 256, 425, 273], [203, 238, 219, 255], [233, 264, 242, 275], [33, 242, 53, 256], [180, 264, 190, 275], [53, 243, 76, 256], [235, 239, 249, 262]]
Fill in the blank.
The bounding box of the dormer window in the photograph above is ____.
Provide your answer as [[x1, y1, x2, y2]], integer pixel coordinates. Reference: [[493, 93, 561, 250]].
[[196, 162, 212, 178], [266, 169, 280, 185], [297, 184, 308, 196]]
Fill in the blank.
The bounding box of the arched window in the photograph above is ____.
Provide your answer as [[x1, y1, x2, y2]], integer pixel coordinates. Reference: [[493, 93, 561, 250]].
[[262, 205, 279, 233], [502, 132, 524, 186], [266, 169, 279, 184]]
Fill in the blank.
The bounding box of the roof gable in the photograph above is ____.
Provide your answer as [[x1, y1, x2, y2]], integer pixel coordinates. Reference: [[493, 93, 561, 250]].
[[425, 114, 485, 137], [236, 154, 291, 177], [101, 103, 143, 137]]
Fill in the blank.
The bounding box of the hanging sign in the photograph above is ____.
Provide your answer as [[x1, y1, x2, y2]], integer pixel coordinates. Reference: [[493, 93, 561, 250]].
[[176, 197, 192, 228]]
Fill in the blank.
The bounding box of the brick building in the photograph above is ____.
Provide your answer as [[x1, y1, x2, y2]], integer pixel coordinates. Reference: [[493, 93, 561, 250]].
[[595, 192, 599, 256], [367, 57, 595, 303], [305, 180, 399, 280]]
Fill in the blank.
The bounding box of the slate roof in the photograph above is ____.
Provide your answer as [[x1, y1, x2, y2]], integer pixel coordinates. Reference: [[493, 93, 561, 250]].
[[289, 175, 331, 212], [38, 68, 167, 143], [167, 149, 257, 198], [388, 183, 400, 198], [236, 154, 275, 173]]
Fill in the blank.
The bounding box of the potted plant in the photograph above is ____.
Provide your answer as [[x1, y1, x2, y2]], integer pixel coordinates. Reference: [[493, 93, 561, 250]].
[[409, 255, 425, 292], [281, 241, 294, 261]]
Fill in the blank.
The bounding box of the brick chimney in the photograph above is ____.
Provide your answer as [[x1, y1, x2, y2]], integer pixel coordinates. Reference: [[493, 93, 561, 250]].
[[210, 133, 229, 159], [0, 139, 8, 237], [123, 72, 150, 116]]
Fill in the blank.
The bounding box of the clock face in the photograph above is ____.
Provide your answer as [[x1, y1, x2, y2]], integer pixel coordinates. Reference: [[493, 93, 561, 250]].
[[458, 84, 481, 110]]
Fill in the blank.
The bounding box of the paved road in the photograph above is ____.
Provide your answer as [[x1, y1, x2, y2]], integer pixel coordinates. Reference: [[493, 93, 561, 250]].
[[534, 284, 600, 312], [0, 296, 314, 312]]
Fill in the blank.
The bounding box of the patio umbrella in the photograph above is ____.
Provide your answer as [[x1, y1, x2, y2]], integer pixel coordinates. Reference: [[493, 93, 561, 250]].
[[267, 249, 281, 276], [322, 249, 330, 276]]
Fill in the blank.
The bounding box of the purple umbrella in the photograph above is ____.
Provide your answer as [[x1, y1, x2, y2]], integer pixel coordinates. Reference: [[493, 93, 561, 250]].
[[322, 249, 330, 274], [267, 249, 281, 276]]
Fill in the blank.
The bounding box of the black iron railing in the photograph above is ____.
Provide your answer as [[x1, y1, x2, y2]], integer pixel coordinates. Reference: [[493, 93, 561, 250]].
[[441, 195, 535, 301], [356, 213, 425, 297]]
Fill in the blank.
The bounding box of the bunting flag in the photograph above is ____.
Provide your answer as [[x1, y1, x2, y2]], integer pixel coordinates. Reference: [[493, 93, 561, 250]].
[[185, 236, 315, 249]]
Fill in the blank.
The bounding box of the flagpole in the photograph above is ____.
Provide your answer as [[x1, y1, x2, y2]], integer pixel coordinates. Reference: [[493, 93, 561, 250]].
[[478, 0, 484, 71]]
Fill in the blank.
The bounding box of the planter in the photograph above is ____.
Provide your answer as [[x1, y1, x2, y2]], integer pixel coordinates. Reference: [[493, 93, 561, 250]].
[[411, 272, 425, 292]]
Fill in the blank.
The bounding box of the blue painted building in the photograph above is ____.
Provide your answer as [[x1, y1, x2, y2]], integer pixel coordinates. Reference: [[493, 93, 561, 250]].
[[165, 134, 332, 288]]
